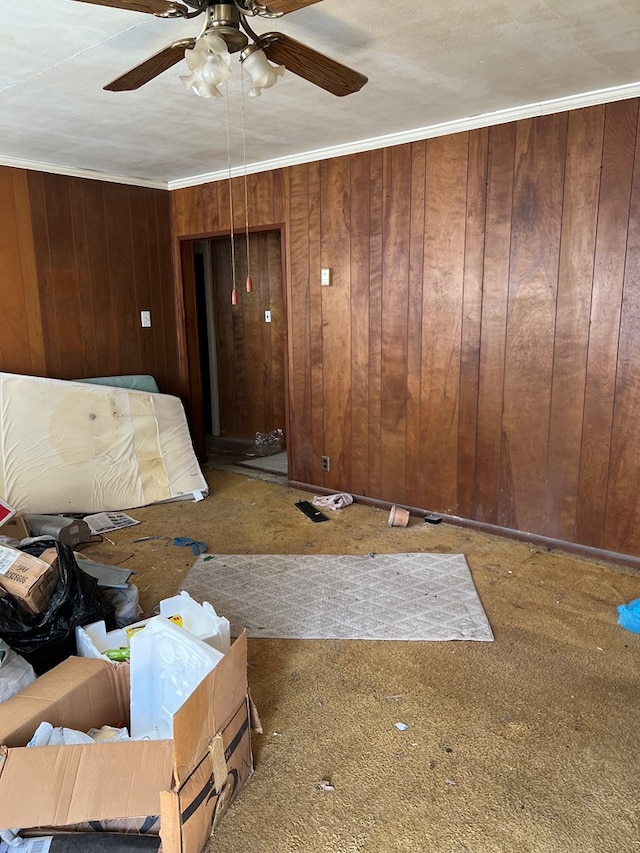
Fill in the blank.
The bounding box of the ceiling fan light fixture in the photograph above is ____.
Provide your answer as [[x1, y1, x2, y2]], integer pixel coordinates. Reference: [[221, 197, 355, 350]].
[[183, 33, 232, 98], [240, 44, 285, 96], [180, 71, 224, 98]]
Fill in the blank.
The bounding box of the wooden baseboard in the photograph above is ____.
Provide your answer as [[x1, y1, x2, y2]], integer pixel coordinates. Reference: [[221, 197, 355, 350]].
[[286, 479, 640, 572]]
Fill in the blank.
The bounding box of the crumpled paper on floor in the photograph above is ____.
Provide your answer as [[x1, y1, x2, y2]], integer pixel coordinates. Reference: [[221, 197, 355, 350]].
[[312, 493, 353, 511]]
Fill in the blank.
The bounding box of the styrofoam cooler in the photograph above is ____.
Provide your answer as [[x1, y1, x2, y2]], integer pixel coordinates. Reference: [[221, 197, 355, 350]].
[[129, 615, 224, 740], [159, 590, 230, 653]]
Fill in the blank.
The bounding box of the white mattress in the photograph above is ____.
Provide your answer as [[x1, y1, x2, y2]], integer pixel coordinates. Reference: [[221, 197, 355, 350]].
[[0, 373, 208, 514]]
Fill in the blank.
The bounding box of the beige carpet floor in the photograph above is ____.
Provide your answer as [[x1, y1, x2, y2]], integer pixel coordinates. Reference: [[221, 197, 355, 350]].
[[87, 468, 640, 853]]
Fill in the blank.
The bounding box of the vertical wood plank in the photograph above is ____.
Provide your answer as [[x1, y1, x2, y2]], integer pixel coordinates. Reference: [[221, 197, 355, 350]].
[[128, 187, 154, 379], [43, 173, 78, 377], [309, 163, 325, 486], [405, 141, 426, 508], [420, 133, 468, 513], [475, 124, 516, 523], [287, 164, 313, 483], [457, 128, 488, 517], [148, 190, 170, 389], [172, 188, 195, 236], [103, 182, 138, 377], [0, 170, 42, 374], [78, 181, 115, 378], [190, 185, 205, 236], [68, 178, 99, 377], [578, 99, 639, 547], [153, 190, 179, 393], [545, 106, 605, 540], [321, 157, 352, 491], [241, 237, 266, 434], [500, 114, 567, 531], [11, 170, 46, 375], [605, 116, 640, 553], [350, 152, 371, 496], [367, 149, 384, 499], [212, 238, 236, 434], [201, 182, 222, 234], [267, 230, 286, 434], [272, 168, 288, 225], [248, 171, 274, 227], [380, 145, 411, 502]]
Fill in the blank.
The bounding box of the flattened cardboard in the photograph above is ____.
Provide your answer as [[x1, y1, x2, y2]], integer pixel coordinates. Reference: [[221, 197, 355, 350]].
[[0, 740, 174, 827], [0, 635, 253, 853]]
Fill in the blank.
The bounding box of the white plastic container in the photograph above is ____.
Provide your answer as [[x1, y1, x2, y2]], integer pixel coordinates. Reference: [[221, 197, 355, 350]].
[[75, 616, 152, 661], [159, 590, 230, 653], [76, 591, 230, 662], [129, 615, 224, 740]]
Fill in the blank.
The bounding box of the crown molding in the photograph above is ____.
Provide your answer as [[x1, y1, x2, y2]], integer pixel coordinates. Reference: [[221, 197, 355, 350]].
[[0, 155, 167, 190], [3, 80, 640, 191], [167, 79, 640, 190]]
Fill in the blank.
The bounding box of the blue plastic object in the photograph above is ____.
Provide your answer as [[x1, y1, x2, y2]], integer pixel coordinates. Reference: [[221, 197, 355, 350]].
[[173, 537, 207, 556], [617, 598, 640, 634]]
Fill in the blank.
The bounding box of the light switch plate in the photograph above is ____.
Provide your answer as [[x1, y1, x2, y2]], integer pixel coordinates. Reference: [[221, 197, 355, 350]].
[[321, 268, 332, 286], [140, 310, 151, 328]]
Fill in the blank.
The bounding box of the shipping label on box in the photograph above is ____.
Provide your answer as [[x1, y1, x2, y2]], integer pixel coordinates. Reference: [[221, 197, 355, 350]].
[[0, 545, 59, 615]]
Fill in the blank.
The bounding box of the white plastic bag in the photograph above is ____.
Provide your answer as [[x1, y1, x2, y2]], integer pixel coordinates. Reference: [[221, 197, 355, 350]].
[[27, 721, 131, 746], [0, 639, 36, 703]]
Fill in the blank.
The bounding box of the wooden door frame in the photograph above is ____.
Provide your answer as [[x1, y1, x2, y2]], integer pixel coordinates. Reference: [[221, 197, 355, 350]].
[[175, 226, 290, 464]]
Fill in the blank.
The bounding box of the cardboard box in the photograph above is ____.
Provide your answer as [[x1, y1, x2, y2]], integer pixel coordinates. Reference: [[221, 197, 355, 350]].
[[0, 513, 30, 541], [0, 545, 59, 615], [0, 633, 256, 853]]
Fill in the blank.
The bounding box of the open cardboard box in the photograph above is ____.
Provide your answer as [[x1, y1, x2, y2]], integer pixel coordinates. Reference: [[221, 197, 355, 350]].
[[0, 632, 259, 853]]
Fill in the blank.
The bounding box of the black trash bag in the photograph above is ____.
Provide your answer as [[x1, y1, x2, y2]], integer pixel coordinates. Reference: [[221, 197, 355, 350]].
[[0, 541, 115, 674]]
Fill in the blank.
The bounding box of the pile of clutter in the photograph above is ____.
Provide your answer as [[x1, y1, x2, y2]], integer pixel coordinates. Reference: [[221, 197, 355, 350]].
[[0, 501, 255, 853]]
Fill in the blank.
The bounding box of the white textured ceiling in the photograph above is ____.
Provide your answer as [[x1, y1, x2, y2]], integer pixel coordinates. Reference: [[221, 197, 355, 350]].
[[1, 1, 640, 187]]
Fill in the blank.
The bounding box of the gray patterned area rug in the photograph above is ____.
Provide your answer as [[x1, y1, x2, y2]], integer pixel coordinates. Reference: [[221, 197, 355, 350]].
[[181, 552, 494, 642]]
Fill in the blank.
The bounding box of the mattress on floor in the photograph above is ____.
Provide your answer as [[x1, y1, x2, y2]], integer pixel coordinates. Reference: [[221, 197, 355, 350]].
[[0, 373, 207, 514]]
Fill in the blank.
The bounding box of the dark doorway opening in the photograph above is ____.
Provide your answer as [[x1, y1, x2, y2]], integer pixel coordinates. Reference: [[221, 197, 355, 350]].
[[192, 230, 287, 475]]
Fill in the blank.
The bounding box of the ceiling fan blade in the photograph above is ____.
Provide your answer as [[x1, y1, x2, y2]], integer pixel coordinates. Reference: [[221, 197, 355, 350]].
[[261, 32, 367, 97], [261, 0, 324, 13], [72, 0, 188, 15], [104, 39, 195, 91]]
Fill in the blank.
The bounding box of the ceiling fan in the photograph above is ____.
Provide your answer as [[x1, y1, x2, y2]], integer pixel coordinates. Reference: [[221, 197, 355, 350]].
[[72, 0, 368, 97]]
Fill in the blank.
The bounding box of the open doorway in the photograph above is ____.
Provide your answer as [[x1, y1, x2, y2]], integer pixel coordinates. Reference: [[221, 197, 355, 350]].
[[193, 230, 288, 477]]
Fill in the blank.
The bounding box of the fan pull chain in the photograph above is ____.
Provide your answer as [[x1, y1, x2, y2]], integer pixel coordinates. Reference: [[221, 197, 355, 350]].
[[241, 73, 252, 293], [225, 80, 238, 305]]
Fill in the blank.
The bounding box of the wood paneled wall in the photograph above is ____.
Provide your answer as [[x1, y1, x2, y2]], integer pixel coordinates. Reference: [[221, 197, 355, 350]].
[[0, 167, 46, 375], [0, 167, 180, 394], [174, 98, 640, 556], [27, 172, 180, 394]]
